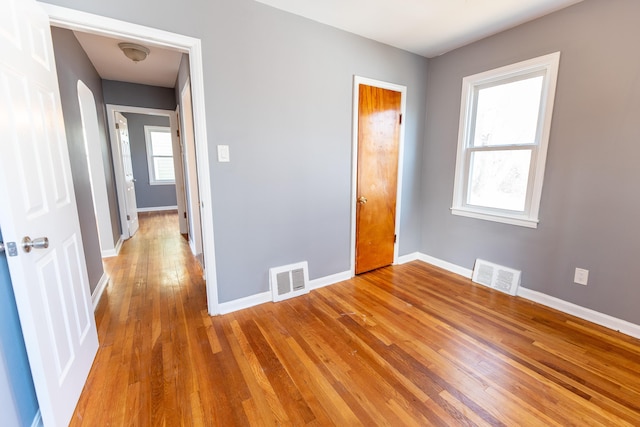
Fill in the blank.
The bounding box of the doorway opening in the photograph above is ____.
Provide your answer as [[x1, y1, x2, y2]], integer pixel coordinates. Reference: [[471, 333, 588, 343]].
[[350, 76, 407, 275], [44, 3, 219, 314]]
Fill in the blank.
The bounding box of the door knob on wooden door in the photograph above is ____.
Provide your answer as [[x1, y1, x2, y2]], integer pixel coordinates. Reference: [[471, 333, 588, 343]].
[[358, 196, 368, 205]]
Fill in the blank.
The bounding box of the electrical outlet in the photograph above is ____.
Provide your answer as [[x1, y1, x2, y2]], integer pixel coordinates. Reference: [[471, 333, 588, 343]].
[[574, 268, 589, 285]]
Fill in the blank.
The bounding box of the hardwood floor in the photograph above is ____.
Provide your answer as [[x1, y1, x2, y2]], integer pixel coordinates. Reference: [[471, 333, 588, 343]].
[[71, 211, 640, 426]]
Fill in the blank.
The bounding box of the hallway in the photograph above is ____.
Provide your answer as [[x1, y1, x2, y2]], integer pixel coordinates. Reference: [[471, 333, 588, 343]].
[[72, 211, 210, 425]]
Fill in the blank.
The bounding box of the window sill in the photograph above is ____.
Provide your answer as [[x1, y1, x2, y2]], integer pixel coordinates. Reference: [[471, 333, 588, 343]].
[[450, 207, 538, 229], [149, 181, 176, 186]]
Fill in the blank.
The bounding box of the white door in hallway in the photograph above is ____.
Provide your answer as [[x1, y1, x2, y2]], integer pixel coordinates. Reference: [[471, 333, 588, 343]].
[[0, 0, 99, 425], [114, 111, 139, 237]]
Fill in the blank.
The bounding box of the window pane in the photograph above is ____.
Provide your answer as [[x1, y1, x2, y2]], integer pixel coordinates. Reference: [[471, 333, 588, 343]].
[[468, 149, 532, 211], [154, 157, 175, 181], [472, 75, 543, 147], [150, 131, 173, 156]]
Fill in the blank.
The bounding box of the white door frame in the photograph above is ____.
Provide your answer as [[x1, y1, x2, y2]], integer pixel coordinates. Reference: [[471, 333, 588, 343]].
[[42, 3, 220, 314], [179, 79, 204, 260], [77, 80, 117, 257], [350, 76, 407, 276], [106, 106, 176, 236]]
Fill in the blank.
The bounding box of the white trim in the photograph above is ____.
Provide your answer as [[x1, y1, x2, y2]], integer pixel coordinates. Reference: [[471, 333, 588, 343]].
[[31, 410, 43, 427], [219, 270, 352, 314], [77, 80, 117, 255], [309, 270, 351, 290], [101, 235, 123, 258], [416, 253, 640, 339], [451, 207, 539, 228], [137, 205, 178, 212], [417, 253, 473, 279], [397, 252, 420, 264], [40, 2, 219, 316], [350, 76, 407, 275], [451, 52, 561, 228], [218, 292, 271, 315], [91, 273, 109, 310], [517, 287, 640, 340]]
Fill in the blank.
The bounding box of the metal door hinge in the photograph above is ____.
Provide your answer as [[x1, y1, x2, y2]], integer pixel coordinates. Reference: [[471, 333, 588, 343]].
[[184, 212, 187, 219], [394, 234, 397, 243], [116, 123, 120, 129], [177, 129, 180, 137], [399, 114, 403, 125], [127, 214, 131, 220]]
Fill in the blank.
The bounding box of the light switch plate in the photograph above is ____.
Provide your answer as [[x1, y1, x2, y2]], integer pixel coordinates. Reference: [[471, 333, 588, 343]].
[[574, 268, 589, 285], [217, 145, 230, 162]]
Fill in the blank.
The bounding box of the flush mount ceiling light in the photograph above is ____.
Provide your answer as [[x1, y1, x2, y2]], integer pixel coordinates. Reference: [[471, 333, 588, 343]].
[[118, 42, 150, 63]]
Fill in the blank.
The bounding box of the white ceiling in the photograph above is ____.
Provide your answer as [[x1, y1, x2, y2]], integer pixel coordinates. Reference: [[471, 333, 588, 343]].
[[73, 31, 183, 88], [254, 0, 584, 57], [72, 0, 582, 87]]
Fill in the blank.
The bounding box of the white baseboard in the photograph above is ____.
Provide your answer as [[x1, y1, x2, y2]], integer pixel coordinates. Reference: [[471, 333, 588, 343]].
[[417, 253, 473, 278], [397, 252, 420, 264], [417, 252, 640, 340], [517, 287, 640, 339], [218, 291, 271, 315], [31, 410, 42, 427], [101, 236, 123, 258], [137, 205, 178, 213], [309, 270, 351, 290], [92, 272, 109, 311], [218, 269, 353, 315]]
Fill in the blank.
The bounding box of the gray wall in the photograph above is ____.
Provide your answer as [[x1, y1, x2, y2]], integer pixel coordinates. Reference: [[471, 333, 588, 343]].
[[51, 27, 121, 292], [102, 80, 177, 111], [123, 113, 177, 209], [421, 0, 640, 324], [0, 227, 39, 427], [44, 0, 428, 303]]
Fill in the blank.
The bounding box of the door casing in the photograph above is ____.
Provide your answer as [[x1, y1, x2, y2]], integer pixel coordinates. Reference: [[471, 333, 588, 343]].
[[42, 2, 220, 314], [350, 76, 407, 276]]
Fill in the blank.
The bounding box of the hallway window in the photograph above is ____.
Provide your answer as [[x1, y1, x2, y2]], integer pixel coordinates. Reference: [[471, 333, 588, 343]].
[[451, 52, 560, 228], [144, 126, 175, 185]]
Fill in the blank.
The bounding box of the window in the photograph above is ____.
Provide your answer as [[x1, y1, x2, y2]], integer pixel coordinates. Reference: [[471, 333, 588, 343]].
[[451, 52, 560, 228], [144, 126, 175, 185]]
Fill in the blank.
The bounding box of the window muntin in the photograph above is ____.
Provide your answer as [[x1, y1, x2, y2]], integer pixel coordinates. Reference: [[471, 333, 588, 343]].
[[451, 52, 560, 228], [144, 126, 175, 185]]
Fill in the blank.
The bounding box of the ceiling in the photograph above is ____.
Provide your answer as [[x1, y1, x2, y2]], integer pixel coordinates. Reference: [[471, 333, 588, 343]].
[[254, 0, 583, 57], [72, 0, 583, 88], [73, 31, 183, 88]]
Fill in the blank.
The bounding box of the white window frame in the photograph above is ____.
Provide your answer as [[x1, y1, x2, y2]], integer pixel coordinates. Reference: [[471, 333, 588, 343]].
[[451, 52, 561, 228], [144, 125, 175, 185]]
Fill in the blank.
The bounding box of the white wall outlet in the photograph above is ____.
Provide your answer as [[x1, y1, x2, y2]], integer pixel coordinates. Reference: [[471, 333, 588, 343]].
[[217, 145, 230, 162], [574, 268, 589, 285]]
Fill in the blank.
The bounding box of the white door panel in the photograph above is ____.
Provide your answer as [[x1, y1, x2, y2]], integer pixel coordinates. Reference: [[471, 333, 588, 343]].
[[115, 112, 139, 237], [0, 0, 99, 425]]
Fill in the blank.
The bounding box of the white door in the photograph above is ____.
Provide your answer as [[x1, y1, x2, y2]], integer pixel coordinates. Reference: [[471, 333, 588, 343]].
[[115, 112, 139, 237], [0, 0, 99, 426], [173, 108, 188, 234], [180, 81, 203, 258]]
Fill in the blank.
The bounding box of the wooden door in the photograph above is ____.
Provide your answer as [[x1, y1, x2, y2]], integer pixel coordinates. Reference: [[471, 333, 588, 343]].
[[115, 112, 139, 237], [0, 0, 99, 425], [355, 84, 402, 274]]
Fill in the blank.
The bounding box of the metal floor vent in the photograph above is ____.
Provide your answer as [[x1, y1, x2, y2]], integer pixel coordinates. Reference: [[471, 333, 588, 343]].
[[472, 259, 521, 296], [269, 261, 309, 302]]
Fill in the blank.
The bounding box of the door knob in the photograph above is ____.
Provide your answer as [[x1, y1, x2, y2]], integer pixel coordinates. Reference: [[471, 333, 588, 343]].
[[357, 196, 368, 205], [22, 236, 49, 253]]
